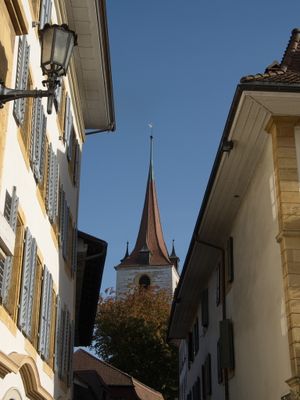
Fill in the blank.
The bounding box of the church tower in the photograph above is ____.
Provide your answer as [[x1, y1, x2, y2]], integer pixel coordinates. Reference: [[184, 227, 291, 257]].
[[115, 137, 179, 297]]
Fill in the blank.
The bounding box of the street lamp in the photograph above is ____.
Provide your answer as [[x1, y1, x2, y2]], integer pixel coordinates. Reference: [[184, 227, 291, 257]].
[[0, 23, 77, 114]]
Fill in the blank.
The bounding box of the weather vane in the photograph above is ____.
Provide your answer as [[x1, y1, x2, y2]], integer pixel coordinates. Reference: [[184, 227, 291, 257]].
[[148, 122, 153, 139]]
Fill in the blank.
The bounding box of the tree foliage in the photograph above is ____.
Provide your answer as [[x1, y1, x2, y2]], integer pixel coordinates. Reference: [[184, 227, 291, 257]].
[[92, 287, 178, 400]]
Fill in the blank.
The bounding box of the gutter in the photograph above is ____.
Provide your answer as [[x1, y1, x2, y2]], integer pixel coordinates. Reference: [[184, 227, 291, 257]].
[[168, 80, 300, 338]]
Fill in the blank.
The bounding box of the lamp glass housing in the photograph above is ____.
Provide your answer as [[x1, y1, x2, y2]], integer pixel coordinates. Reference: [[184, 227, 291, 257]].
[[40, 24, 77, 79]]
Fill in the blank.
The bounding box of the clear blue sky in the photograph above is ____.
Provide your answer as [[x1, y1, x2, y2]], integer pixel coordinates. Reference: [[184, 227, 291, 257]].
[[78, 0, 300, 291]]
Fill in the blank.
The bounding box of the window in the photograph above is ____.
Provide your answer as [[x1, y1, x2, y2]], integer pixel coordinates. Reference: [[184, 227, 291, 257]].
[[59, 186, 69, 260], [73, 140, 81, 186], [13, 36, 30, 126], [0, 251, 12, 304], [188, 331, 194, 366], [227, 237, 234, 283], [139, 274, 150, 288], [201, 289, 209, 328]]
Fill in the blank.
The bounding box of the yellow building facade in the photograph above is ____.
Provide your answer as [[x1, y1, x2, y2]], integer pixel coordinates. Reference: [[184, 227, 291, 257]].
[[0, 1, 114, 399]]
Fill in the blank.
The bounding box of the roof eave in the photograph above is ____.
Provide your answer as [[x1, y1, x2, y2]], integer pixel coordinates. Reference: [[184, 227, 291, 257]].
[[65, 0, 115, 132]]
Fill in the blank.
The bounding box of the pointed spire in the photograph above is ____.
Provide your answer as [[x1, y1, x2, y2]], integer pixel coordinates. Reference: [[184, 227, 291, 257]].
[[170, 239, 177, 257], [169, 239, 180, 271], [149, 124, 154, 181], [120, 241, 129, 262], [118, 137, 172, 267]]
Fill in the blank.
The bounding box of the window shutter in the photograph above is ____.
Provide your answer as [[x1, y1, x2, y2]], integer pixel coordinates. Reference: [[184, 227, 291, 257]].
[[2, 256, 13, 304], [54, 296, 62, 374], [54, 78, 62, 112], [18, 228, 37, 337], [13, 36, 30, 125], [62, 205, 69, 260], [67, 320, 74, 386], [67, 126, 74, 161], [9, 186, 19, 233], [193, 318, 199, 355], [216, 263, 221, 306], [73, 141, 81, 186], [64, 95, 72, 144], [53, 158, 59, 221], [217, 339, 223, 384], [204, 354, 212, 397], [201, 365, 206, 400], [59, 187, 65, 246], [201, 289, 209, 328], [62, 309, 70, 380], [39, 0, 52, 29], [46, 143, 54, 218], [219, 319, 235, 369], [188, 332, 194, 365], [39, 266, 53, 360], [3, 187, 19, 232], [227, 237, 234, 283], [31, 98, 47, 183], [72, 227, 77, 274]]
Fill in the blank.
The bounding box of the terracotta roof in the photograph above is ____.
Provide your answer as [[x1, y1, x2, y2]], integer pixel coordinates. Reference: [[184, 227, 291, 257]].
[[240, 28, 300, 84], [73, 350, 164, 400], [117, 138, 172, 268]]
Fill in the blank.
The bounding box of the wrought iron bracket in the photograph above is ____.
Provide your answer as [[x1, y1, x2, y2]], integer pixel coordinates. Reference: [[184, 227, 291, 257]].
[[0, 79, 56, 114]]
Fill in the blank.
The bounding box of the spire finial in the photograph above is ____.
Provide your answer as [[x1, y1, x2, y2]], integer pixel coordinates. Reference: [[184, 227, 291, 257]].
[[148, 124, 154, 180], [120, 241, 129, 262]]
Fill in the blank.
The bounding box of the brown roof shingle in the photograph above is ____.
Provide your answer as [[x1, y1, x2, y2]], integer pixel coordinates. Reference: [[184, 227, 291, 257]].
[[240, 28, 300, 84]]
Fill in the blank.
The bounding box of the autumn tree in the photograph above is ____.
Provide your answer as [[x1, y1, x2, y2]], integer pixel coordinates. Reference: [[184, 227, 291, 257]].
[[92, 287, 178, 400]]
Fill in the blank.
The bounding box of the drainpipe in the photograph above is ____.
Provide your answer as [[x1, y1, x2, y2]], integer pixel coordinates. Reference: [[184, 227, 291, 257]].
[[195, 238, 229, 400]]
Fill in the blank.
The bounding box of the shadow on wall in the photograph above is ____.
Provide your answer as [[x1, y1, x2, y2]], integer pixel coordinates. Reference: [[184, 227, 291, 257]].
[[0, 41, 8, 82]]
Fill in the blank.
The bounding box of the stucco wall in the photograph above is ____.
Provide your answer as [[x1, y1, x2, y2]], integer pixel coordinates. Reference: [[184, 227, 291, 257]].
[[116, 264, 178, 296], [180, 136, 291, 400], [227, 136, 291, 399]]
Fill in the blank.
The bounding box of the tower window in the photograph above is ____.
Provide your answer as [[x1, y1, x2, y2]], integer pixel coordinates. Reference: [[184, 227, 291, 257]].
[[139, 275, 151, 288]]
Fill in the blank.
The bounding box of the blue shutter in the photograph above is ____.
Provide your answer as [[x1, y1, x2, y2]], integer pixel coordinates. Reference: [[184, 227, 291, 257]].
[[39, 266, 53, 360], [31, 98, 47, 182], [13, 36, 30, 125], [18, 228, 37, 337], [39, 0, 52, 29], [67, 319, 74, 386]]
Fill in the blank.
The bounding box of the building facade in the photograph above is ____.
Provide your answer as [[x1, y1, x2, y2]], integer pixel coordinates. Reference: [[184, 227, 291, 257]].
[[115, 137, 179, 297], [168, 29, 300, 400], [0, 1, 114, 399]]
